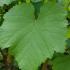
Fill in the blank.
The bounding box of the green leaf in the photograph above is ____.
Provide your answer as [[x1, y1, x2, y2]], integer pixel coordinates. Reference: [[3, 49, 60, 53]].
[[0, 2, 66, 70], [52, 54, 70, 70], [26, 0, 30, 3], [31, 0, 42, 2], [0, 0, 15, 6], [58, 0, 70, 10], [67, 28, 70, 38]]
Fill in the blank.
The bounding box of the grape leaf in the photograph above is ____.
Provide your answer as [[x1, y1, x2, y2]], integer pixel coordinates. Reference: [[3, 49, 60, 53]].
[[0, 2, 66, 70], [52, 54, 70, 70]]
